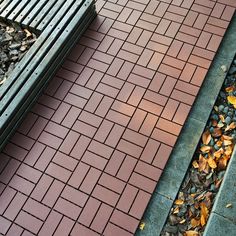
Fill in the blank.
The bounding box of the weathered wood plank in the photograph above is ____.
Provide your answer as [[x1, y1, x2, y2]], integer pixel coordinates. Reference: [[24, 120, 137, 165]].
[[7, 0, 30, 21], [29, 0, 58, 29], [22, 0, 51, 27]]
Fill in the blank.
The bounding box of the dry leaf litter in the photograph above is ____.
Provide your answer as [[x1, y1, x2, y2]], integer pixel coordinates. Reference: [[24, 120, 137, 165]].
[[0, 20, 37, 86], [161, 59, 236, 236]]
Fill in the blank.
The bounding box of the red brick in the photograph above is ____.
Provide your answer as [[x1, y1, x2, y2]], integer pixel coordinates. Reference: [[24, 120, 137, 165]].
[[79, 111, 103, 128], [71, 223, 100, 236], [154, 2, 169, 17], [11, 132, 34, 150], [178, 43, 193, 61], [129, 190, 151, 218], [105, 124, 125, 147], [6, 224, 23, 236], [207, 35, 222, 52], [173, 103, 191, 125], [55, 197, 81, 220], [191, 67, 208, 86], [158, 64, 182, 78], [175, 80, 200, 96], [23, 198, 50, 221], [53, 152, 77, 171], [152, 128, 177, 147], [59, 130, 80, 155], [82, 151, 107, 171], [156, 118, 182, 136], [180, 63, 196, 82], [191, 3, 211, 15], [3, 143, 27, 161], [95, 96, 114, 117], [94, 120, 113, 143], [38, 211, 62, 236], [17, 163, 42, 184], [78, 197, 101, 226], [46, 162, 71, 182], [144, 90, 168, 106], [194, 14, 209, 30], [17, 112, 37, 135], [0, 187, 16, 215], [140, 138, 160, 163], [105, 150, 125, 176], [159, 76, 177, 97], [34, 147, 56, 172], [221, 6, 235, 21], [183, 10, 198, 26], [161, 98, 180, 121], [135, 161, 162, 181], [110, 209, 139, 233], [62, 186, 88, 207], [167, 40, 183, 57], [51, 102, 71, 124], [153, 143, 173, 169], [45, 121, 69, 139], [9, 175, 34, 195], [128, 73, 150, 88], [72, 120, 97, 138], [31, 174, 53, 201], [62, 106, 81, 128], [117, 155, 137, 181], [171, 89, 195, 105], [53, 217, 74, 236], [117, 139, 143, 158], [211, 3, 225, 18], [91, 203, 113, 233], [118, 7, 132, 22], [15, 211, 43, 234], [104, 223, 133, 236], [69, 162, 90, 188]]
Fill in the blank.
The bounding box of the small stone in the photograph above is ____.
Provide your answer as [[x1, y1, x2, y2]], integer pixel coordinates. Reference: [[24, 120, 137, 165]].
[[225, 116, 231, 125], [223, 106, 229, 114], [218, 105, 224, 112], [221, 65, 228, 73]]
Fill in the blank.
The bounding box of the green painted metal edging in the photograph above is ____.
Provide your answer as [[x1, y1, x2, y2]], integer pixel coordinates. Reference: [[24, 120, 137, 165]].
[[135, 12, 236, 236]]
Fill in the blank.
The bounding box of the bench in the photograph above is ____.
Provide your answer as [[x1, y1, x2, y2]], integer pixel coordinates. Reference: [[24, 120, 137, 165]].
[[0, 0, 96, 150]]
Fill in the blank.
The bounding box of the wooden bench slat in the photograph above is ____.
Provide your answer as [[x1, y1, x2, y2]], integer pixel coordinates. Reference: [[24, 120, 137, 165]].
[[0, 0, 11, 14], [0, 0, 86, 112], [0, 1, 95, 131], [7, 0, 31, 21], [36, 0, 70, 31], [0, 0, 22, 18], [15, 0, 39, 23], [22, 0, 51, 27], [29, 0, 58, 29]]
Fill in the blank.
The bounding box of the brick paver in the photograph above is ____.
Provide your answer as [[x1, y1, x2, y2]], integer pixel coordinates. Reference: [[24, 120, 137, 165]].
[[1, 0, 236, 235]]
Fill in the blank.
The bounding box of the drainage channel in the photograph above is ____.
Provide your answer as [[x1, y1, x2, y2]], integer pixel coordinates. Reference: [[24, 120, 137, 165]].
[[135, 12, 236, 236]]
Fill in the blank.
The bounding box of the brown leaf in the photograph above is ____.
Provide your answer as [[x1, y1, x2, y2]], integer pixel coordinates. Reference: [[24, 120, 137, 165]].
[[223, 140, 232, 146], [199, 154, 208, 172], [200, 146, 211, 153], [202, 130, 212, 145], [225, 122, 236, 131], [225, 86, 235, 93], [208, 156, 217, 169], [214, 148, 224, 159], [192, 160, 199, 169], [191, 218, 200, 228], [219, 114, 225, 122], [173, 206, 180, 214], [222, 135, 233, 140], [212, 128, 222, 138], [175, 199, 184, 205], [184, 230, 199, 236], [225, 146, 233, 156], [200, 203, 209, 226]]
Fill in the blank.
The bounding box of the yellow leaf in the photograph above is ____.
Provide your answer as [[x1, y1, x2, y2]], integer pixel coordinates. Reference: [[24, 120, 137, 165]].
[[200, 203, 209, 227], [224, 140, 232, 146], [139, 222, 145, 230], [173, 206, 180, 214], [208, 156, 217, 169], [202, 130, 211, 145], [200, 146, 211, 153], [225, 146, 233, 156], [192, 160, 199, 169], [191, 218, 200, 228], [199, 154, 208, 172], [184, 230, 199, 236], [219, 115, 225, 122], [226, 203, 233, 208], [175, 199, 184, 205], [225, 122, 236, 131], [179, 219, 186, 224], [214, 148, 224, 159], [227, 96, 236, 105]]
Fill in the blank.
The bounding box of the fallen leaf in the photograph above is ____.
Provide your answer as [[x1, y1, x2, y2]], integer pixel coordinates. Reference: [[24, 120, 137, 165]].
[[214, 148, 224, 159], [200, 146, 211, 153], [225, 146, 233, 156], [24, 28, 32, 38], [212, 128, 222, 137], [173, 206, 179, 214], [202, 130, 212, 145], [225, 86, 235, 92], [226, 203, 233, 208], [225, 122, 236, 131], [191, 218, 200, 228], [175, 199, 184, 205], [184, 230, 199, 236], [179, 219, 186, 224], [192, 160, 199, 169], [219, 114, 225, 122], [139, 222, 145, 230], [208, 156, 217, 169], [223, 140, 232, 146], [227, 96, 236, 105], [222, 135, 233, 140], [200, 203, 209, 226], [199, 154, 208, 172]]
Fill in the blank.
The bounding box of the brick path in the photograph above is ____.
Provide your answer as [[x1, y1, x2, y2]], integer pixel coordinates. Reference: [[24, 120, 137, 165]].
[[0, 0, 236, 235]]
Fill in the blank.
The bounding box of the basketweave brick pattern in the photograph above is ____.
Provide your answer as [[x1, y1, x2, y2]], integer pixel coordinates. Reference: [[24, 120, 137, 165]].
[[0, 0, 236, 235]]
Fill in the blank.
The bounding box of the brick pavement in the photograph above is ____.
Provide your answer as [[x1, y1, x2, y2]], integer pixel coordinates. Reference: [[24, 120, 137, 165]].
[[0, 0, 236, 235]]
